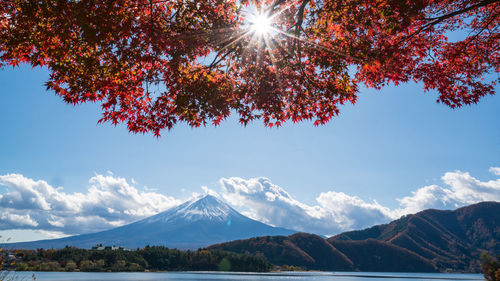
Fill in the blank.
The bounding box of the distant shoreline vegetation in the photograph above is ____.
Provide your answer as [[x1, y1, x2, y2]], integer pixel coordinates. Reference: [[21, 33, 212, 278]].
[[3, 246, 272, 273]]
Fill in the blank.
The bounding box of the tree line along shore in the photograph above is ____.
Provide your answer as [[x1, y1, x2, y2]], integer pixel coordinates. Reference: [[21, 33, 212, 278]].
[[2, 246, 272, 272]]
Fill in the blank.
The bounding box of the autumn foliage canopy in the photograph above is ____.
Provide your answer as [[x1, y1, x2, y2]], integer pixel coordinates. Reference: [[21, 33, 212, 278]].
[[0, 0, 498, 135]]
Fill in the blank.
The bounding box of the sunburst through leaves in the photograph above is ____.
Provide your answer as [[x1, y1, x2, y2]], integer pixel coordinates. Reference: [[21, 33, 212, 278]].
[[0, 0, 497, 135], [248, 10, 273, 37]]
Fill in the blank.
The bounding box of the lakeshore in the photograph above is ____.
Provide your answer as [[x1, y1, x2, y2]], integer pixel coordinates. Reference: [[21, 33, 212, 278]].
[[9, 271, 486, 281]]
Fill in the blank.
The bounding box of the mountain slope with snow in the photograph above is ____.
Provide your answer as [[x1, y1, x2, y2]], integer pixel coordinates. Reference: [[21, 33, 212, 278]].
[[7, 195, 296, 250]]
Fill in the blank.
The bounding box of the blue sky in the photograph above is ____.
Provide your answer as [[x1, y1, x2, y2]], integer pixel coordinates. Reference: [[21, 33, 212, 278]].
[[0, 65, 499, 242]]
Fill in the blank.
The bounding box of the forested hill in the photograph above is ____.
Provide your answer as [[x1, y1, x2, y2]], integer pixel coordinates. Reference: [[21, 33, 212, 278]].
[[331, 201, 500, 272], [210, 233, 355, 271], [209, 233, 437, 272], [210, 201, 500, 272]]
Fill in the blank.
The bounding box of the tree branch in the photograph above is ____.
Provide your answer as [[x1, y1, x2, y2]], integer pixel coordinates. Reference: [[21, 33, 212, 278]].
[[424, 0, 498, 22], [397, 0, 499, 46]]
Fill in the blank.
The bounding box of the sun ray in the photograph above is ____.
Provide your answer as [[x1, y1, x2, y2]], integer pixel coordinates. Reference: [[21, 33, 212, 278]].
[[263, 35, 286, 94], [273, 28, 362, 62], [216, 30, 252, 55], [267, 0, 301, 21]]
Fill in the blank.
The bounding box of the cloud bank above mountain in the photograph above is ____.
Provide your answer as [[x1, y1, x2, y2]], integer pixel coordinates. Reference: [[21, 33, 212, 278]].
[[0, 173, 180, 235], [218, 177, 392, 235], [1, 167, 499, 239], [218, 168, 500, 235]]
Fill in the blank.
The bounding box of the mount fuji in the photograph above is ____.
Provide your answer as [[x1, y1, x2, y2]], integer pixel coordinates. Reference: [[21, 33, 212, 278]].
[[7, 195, 296, 250]]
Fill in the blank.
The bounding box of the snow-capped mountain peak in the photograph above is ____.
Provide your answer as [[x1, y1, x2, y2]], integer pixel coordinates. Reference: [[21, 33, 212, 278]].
[[144, 195, 238, 223], [175, 195, 233, 221]]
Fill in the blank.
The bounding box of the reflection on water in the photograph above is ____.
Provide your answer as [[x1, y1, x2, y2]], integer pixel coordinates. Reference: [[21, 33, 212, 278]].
[[12, 271, 485, 281]]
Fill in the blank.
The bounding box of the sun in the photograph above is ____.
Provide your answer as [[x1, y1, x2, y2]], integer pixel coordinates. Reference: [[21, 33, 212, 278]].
[[249, 11, 273, 37]]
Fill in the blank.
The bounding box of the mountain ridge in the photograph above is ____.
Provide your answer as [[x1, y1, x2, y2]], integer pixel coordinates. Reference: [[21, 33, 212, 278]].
[[210, 201, 500, 272], [330, 201, 500, 271]]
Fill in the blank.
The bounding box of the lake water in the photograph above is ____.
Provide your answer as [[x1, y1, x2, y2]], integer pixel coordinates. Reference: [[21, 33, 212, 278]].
[[9, 271, 484, 281]]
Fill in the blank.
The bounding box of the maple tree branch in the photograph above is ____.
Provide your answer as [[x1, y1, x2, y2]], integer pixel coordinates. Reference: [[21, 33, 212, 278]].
[[129, 0, 173, 8], [149, 0, 155, 46], [272, 0, 288, 8], [457, 10, 499, 54], [208, 47, 233, 70], [291, 0, 317, 87], [290, 0, 311, 55], [424, 0, 498, 22], [403, 0, 499, 43], [145, 79, 167, 83]]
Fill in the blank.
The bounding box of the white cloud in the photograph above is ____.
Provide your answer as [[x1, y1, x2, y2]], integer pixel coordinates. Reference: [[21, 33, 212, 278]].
[[394, 185, 455, 216], [0, 173, 181, 235], [47, 215, 65, 228], [0, 213, 38, 227], [219, 177, 394, 236], [489, 167, 500, 176], [394, 169, 500, 216], [316, 191, 394, 229], [36, 230, 69, 239], [442, 170, 500, 202], [201, 186, 219, 197], [219, 167, 500, 236]]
